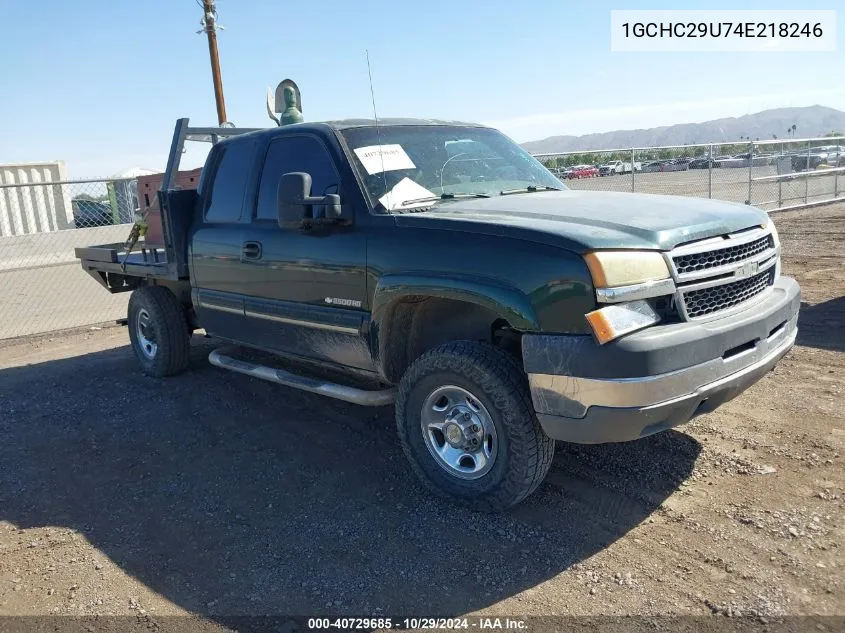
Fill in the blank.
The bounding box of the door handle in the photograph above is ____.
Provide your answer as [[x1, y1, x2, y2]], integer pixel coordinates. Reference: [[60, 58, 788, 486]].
[[242, 241, 262, 260]]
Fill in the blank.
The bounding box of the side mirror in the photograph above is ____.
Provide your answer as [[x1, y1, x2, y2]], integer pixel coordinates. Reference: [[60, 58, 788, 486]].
[[277, 172, 343, 229]]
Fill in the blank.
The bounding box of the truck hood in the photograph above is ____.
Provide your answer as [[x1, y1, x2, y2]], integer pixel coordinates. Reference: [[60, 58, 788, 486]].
[[396, 189, 768, 252]]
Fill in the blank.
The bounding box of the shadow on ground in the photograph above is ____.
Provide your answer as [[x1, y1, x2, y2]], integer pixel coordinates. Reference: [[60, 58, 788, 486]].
[[0, 340, 701, 618], [797, 297, 845, 353]]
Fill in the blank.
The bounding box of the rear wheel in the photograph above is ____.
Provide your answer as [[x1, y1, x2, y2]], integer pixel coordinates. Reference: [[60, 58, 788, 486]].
[[396, 341, 555, 511], [128, 286, 191, 377]]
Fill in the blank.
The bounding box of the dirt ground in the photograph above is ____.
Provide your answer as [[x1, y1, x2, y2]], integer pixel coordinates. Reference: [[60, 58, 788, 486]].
[[1, 203, 843, 629]]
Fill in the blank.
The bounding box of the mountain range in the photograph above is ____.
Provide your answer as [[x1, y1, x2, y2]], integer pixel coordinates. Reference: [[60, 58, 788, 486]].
[[520, 105, 845, 154]]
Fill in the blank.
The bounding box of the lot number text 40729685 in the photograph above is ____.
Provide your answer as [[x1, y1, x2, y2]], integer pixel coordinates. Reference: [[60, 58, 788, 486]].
[[306, 617, 528, 630]]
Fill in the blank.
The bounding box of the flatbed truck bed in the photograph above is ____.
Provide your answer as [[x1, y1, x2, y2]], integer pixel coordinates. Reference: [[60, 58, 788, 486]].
[[75, 119, 259, 293], [75, 243, 177, 292]]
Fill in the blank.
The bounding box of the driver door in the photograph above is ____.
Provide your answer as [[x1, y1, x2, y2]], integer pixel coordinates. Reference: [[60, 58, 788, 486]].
[[237, 134, 372, 371]]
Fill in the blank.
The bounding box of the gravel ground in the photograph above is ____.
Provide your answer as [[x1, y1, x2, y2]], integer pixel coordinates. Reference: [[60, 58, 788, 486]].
[[0, 203, 843, 629]]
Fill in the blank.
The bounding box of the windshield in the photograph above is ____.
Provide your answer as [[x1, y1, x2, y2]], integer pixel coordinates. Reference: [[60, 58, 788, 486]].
[[340, 125, 565, 211]]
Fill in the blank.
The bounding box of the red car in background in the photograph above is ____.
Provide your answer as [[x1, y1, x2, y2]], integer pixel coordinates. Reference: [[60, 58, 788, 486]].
[[568, 164, 599, 179]]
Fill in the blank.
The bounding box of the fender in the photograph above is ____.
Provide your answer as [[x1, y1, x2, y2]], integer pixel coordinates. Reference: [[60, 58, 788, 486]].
[[371, 273, 539, 331], [369, 273, 539, 379]]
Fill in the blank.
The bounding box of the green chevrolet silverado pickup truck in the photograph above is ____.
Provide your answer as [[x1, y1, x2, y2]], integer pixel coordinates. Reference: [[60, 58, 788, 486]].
[[76, 117, 800, 510]]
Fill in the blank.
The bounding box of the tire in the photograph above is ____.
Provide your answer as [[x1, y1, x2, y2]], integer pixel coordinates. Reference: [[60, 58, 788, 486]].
[[395, 341, 555, 511], [127, 285, 191, 378]]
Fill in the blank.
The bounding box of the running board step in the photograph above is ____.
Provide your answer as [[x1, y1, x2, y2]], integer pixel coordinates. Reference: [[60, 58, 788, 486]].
[[208, 347, 396, 406]]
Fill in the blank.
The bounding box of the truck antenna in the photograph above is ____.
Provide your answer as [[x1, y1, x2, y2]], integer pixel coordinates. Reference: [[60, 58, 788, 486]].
[[365, 50, 389, 198]]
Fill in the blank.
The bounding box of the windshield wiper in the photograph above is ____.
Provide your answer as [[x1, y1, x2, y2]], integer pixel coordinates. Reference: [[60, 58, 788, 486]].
[[499, 185, 563, 195], [398, 192, 491, 207]]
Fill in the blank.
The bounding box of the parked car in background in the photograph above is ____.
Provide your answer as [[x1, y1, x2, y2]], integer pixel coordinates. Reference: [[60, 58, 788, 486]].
[[713, 155, 745, 168], [72, 198, 115, 228], [599, 162, 619, 176], [598, 160, 641, 176], [791, 145, 844, 171], [688, 157, 716, 169], [568, 164, 600, 179], [641, 159, 684, 173], [599, 160, 625, 176]]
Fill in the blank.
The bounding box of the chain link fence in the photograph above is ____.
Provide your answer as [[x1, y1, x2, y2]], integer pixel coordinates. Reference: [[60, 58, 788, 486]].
[[0, 177, 138, 340], [1, 136, 843, 340], [533, 136, 845, 210]]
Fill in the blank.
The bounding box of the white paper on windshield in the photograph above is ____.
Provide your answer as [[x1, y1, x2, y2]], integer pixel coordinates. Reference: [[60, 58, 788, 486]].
[[378, 177, 435, 211], [353, 144, 416, 175]]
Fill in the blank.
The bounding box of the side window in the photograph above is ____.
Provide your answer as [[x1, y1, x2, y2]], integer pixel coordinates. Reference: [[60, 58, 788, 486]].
[[204, 138, 257, 223], [256, 136, 339, 221]]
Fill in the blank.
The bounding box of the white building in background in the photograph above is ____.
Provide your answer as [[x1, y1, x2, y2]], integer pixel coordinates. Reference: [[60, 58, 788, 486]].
[[0, 161, 73, 236], [110, 167, 164, 226], [0, 164, 166, 237], [117, 167, 162, 179]]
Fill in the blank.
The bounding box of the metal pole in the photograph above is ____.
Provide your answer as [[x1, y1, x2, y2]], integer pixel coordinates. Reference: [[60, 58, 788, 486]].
[[201, 0, 227, 125], [805, 141, 811, 204], [778, 140, 784, 208], [747, 141, 753, 204], [708, 144, 713, 198], [631, 147, 635, 193]]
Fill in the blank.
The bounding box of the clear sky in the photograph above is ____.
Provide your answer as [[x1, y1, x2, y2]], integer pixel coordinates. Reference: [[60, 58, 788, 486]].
[[0, 0, 842, 177]]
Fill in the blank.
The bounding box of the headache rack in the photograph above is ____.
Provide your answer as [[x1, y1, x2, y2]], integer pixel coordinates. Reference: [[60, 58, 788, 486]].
[[75, 118, 262, 292]]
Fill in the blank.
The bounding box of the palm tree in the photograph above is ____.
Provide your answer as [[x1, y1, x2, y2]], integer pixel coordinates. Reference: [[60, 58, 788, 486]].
[[791, 124, 797, 137]]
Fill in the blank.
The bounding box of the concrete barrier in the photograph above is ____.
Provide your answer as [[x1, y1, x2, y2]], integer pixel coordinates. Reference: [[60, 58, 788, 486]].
[[0, 224, 131, 271]]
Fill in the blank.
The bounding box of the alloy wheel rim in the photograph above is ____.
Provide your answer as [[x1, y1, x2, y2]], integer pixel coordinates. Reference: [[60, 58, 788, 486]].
[[136, 308, 158, 360], [420, 385, 498, 480]]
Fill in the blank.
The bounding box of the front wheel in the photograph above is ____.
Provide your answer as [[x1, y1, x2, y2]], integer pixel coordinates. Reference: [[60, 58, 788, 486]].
[[396, 341, 555, 511], [127, 286, 191, 377]]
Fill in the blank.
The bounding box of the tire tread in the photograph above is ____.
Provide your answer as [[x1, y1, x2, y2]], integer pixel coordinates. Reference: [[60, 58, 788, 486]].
[[128, 285, 190, 377], [396, 341, 554, 511]]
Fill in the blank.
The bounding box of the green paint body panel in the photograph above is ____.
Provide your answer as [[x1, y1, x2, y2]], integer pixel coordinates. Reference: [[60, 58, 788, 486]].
[[365, 214, 596, 337], [399, 189, 767, 252]]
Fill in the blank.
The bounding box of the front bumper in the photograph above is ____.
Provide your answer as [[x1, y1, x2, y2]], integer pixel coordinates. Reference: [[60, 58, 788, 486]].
[[523, 276, 800, 444]]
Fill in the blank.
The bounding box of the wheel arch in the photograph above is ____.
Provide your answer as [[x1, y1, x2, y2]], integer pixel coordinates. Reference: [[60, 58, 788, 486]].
[[370, 274, 538, 383]]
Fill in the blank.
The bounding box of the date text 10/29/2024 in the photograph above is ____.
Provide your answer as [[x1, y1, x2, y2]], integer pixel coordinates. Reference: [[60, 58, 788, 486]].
[[307, 618, 528, 630]]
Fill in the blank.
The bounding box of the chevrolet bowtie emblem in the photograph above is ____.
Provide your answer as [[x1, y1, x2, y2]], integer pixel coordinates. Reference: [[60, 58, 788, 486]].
[[739, 260, 759, 276]]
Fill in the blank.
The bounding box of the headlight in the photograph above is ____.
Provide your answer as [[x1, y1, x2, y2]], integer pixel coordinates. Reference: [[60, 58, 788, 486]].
[[768, 218, 780, 246], [583, 250, 671, 288], [585, 300, 661, 345], [766, 217, 781, 280]]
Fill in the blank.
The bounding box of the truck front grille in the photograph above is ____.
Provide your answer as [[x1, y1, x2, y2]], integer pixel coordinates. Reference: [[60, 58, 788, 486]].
[[668, 226, 779, 321], [682, 269, 774, 319], [673, 234, 773, 275]]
